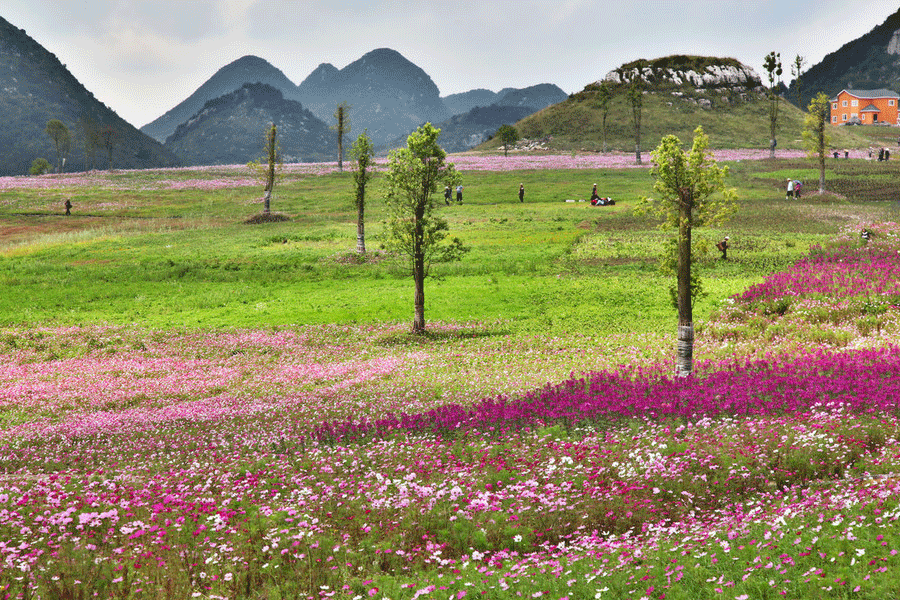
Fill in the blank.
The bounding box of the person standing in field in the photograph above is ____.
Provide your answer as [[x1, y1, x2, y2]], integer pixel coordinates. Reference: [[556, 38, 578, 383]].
[[64, 199, 72, 216], [518, 183, 524, 203], [786, 178, 795, 199], [444, 185, 451, 205], [717, 236, 729, 260], [456, 185, 463, 204]]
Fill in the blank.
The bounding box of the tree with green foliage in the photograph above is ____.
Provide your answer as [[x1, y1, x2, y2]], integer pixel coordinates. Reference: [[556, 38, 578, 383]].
[[45, 119, 70, 173], [333, 102, 351, 172], [791, 54, 806, 108], [349, 130, 375, 254], [495, 124, 519, 157], [620, 65, 645, 164], [80, 117, 100, 171], [98, 125, 118, 170], [596, 82, 612, 153], [383, 123, 467, 333], [247, 123, 282, 214], [636, 126, 737, 376], [803, 92, 831, 194], [764, 51, 783, 159], [29, 158, 50, 176]]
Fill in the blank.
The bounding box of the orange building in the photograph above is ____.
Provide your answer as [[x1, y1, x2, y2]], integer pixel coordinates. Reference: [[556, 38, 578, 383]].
[[830, 89, 900, 125]]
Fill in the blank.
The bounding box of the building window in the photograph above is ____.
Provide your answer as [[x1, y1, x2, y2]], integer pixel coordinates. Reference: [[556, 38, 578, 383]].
[[843, 100, 848, 107], [891, 100, 896, 106], [842, 114, 848, 121], [861, 114, 867, 122], [833, 103, 838, 110], [832, 116, 837, 123], [851, 99, 858, 107]]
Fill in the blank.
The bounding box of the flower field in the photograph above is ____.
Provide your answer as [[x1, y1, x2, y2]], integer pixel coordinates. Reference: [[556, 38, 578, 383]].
[[3, 153, 900, 600], [3, 206, 900, 600], [0, 149, 816, 194]]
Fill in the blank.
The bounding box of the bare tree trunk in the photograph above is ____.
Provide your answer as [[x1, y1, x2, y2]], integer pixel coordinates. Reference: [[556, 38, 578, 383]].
[[412, 210, 426, 332], [818, 128, 826, 193], [413, 253, 425, 333], [356, 203, 366, 254], [769, 97, 778, 160], [264, 124, 276, 214], [675, 189, 694, 376], [601, 116, 608, 153]]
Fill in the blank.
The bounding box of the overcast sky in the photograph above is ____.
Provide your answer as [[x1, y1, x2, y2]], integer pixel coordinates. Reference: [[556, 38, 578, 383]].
[[3, 0, 896, 128]]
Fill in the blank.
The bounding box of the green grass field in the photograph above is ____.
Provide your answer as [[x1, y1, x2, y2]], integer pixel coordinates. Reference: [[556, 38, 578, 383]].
[[2, 156, 894, 335]]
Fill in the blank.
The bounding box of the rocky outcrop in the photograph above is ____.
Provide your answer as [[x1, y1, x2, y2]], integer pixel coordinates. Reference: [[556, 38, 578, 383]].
[[601, 56, 763, 92], [887, 29, 900, 55]]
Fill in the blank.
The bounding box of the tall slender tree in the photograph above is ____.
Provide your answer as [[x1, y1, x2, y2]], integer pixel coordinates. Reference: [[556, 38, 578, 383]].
[[333, 102, 351, 172], [597, 82, 612, 153], [383, 123, 467, 333], [98, 125, 118, 170], [45, 119, 70, 173], [247, 123, 283, 214], [764, 51, 783, 159], [803, 92, 831, 194], [263, 123, 277, 213], [637, 126, 737, 376], [621, 64, 646, 164], [791, 54, 807, 108], [80, 117, 100, 171], [350, 130, 375, 254]]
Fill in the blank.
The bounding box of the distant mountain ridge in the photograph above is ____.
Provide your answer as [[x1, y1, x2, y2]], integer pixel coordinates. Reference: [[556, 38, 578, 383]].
[[142, 49, 568, 159], [296, 48, 450, 145], [164, 83, 331, 166], [441, 84, 567, 116], [141, 55, 303, 143], [423, 105, 536, 154], [0, 16, 178, 176], [787, 7, 900, 108]]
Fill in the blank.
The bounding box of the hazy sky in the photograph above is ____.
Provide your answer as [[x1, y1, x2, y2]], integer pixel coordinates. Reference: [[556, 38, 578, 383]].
[[3, 0, 896, 128]]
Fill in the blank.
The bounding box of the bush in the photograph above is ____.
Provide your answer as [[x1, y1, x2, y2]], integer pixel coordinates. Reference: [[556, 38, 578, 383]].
[[29, 157, 50, 175]]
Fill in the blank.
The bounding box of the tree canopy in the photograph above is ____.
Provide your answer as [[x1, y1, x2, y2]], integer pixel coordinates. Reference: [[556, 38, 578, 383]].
[[382, 123, 466, 332], [495, 124, 519, 157], [637, 126, 737, 375]]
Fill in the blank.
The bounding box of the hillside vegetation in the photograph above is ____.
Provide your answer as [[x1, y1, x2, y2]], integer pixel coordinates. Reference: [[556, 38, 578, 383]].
[[0, 16, 179, 176], [479, 55, 879, 154]]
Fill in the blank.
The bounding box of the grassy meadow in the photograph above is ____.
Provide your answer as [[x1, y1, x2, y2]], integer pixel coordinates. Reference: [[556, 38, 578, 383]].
[[2, 149, 900, 599]]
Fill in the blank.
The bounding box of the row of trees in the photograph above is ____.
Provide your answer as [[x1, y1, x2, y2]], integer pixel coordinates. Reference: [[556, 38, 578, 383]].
[[253, 86, 827, 372], [36, 118, 119, 174], [251, 119, 465, 334], [593, 52, 811, 168]]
